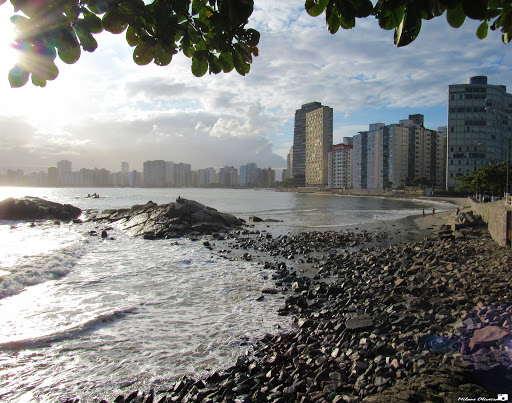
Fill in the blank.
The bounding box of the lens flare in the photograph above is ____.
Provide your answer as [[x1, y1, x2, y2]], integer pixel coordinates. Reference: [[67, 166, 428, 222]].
[[0, 9, 21, 76]]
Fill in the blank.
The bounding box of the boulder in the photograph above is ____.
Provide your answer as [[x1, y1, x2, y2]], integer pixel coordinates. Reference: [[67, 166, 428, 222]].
[[0, 196, 82, 221], [469, 326, 511, 352], [87, 197, 244, 239]]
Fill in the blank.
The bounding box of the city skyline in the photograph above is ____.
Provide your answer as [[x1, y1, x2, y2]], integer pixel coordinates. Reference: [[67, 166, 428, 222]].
[[1, 2, 511, 174]]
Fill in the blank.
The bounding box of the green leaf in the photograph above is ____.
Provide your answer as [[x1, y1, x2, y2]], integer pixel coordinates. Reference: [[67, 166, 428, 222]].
[[446, 2, 466, 28], [488, 0, 502, 8], [154, 44, 173, 66], [245, 28, 260, 46], [503, 32, 511, 43], [181, 37, 194, 58], [31, 74, 47, 87], [133, 42, 154, 65], [102, 8, 128, 34], [349, 0, 373, 18], [87, 0, 110, 14], [476, 20, 489, 39], [83, 13, 103, 34], [305, 0, 329, 17], [58, 43, 81, 64], [76, 24, 98, 52], [379, 4, 406, 30], [208, 55, 222, 74], [8, 65, 30, 88], [326, 2, 341, 34], [191, 54, 208, 76], [232, 49, 250, 75], [0, 0, 7, 5], [126, 26, 140, 47], [394, 9, 422, 47], [219, 52, 234, 73], [462, 0, 488, 20]]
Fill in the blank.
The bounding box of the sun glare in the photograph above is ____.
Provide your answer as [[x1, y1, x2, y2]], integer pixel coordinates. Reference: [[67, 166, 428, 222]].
[[0, 8, 20, 76]]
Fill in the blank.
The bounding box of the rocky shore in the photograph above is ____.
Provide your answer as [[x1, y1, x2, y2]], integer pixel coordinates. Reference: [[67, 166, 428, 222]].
[[70, 205, 512, 403], [0, 196, 82, 221], [87, 197, 244, 239]]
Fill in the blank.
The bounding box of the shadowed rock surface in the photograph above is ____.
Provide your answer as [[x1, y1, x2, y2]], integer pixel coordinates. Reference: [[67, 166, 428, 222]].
[[0, 197, 82, 221], [87, 198, 245, 239]]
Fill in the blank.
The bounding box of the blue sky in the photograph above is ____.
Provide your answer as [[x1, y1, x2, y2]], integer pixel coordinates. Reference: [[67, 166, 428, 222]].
[[0, 1, 511, 173]]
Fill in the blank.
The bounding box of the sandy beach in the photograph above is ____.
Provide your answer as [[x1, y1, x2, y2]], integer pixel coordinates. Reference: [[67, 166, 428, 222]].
[[413, 196, 472, 232]]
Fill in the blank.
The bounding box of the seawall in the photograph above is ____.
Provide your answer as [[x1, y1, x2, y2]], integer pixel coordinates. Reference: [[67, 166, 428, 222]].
[[469, 198, 511, 248]]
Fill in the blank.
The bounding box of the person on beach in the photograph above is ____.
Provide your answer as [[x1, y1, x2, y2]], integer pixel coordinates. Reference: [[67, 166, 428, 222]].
[[422, 209, 425, 217], [432, 208, 435, 216], [456, 207, 460, 215]]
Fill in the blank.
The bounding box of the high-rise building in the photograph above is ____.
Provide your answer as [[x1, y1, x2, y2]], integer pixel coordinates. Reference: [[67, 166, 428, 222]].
[[353, 115, 446, 189], [285, 146, 293, 181], [292, 102, 323, 186], [197, 168, 217, 186], [304, 105, 333, 187], [174, 163, 192, 186], [239, 163, 258, 187], [328, 143, 353, 189], [257, 168, 276, 187], [219, 166, 239, 187], [57, 160, 72, 186], [447, 76, 512, 190], [143, 160, 166, 186]]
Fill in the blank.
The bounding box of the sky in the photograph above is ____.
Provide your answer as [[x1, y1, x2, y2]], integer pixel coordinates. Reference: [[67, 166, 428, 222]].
[[0, 1, 511, 174]]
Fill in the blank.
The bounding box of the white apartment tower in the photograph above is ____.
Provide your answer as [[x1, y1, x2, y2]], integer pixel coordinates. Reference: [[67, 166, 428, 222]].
[[328, 143, 353, 189]]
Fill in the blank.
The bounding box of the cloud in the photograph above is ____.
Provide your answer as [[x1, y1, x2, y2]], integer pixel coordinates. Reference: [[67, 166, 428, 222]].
[[0, 4, 511, 174]]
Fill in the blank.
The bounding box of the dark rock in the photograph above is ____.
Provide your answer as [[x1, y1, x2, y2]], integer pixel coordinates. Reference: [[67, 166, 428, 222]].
[[87, 198, 244, 239], [345, 315, 374, 331], [0, 197, 82, 221]]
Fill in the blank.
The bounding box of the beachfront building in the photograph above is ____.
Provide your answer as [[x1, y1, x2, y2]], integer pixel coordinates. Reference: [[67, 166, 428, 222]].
[[57, 160, 72, 186], [328, 143, 353, 189], [352, 123, 385, 189], [304, 105, 333, 187], [353, 115, 447, 189], [284, 146, 293, 181], [239, 163, 258, 187], [219, 166, 239, 187], [143, 160, 166, 186], [292, 102, 325, 186], [197, 168, 217, 187], [447, 75, 512, 190], [173, 163, 192, 186]]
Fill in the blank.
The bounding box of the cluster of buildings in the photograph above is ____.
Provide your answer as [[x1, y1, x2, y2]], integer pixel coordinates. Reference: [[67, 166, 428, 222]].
[[284, 76, 512, 191], [2, 76, 510, 192], [0, 160, 277, 188]]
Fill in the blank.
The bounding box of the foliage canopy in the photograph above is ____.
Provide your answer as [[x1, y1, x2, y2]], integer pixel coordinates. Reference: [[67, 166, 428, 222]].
[[455, 162, 510, 195], [1, 0, 511, 88]]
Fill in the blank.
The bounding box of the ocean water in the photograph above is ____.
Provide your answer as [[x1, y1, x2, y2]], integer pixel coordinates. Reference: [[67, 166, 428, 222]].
[[0, 188, 453, 402]]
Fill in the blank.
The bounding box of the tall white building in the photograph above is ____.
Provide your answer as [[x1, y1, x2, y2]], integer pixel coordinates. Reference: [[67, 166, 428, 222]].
[[197, 168, 217, 186], [353, 116, 447, 189], [143, 160, 166, 186], [328, 143, 353, 189], [57, 160, 72, 186]]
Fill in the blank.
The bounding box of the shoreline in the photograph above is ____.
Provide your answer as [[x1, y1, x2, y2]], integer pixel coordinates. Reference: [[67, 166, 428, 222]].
[[80, 197, 512, 403]]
